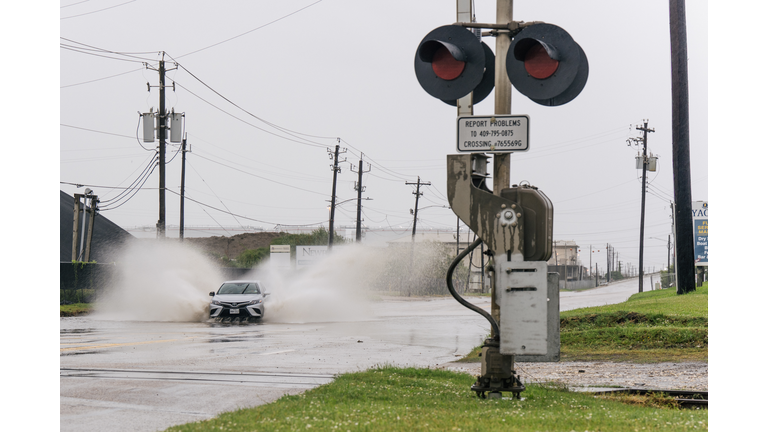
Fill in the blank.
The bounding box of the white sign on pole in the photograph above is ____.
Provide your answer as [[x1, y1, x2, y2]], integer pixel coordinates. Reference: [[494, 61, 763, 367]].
[[457, 115, 530, 153], [270, 245, 291, 270]]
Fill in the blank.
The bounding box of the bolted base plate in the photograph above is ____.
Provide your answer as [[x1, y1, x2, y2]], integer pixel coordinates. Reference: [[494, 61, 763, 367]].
[[472, 338, 526, 399]]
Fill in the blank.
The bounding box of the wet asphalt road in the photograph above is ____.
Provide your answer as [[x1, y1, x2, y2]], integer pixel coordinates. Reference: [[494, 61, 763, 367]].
[[60, 276, 648, 432]]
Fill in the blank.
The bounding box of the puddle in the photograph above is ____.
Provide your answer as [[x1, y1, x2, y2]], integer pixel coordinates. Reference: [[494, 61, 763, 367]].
[[60, 351, 103, 356], [60, 328, 98, 335], [207, 334, 265, 344], [207, 318, 264, 328]]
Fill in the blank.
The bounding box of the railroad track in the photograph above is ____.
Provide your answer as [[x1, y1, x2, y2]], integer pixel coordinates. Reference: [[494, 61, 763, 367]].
[[60, 367, 336, 389], [591, 388, 707, 409]]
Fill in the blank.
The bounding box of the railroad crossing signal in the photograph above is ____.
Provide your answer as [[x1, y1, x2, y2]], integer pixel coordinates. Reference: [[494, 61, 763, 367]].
[[414, 25, 494, 104], [414, 22, 588, 107], [506, 23, 589, 106]]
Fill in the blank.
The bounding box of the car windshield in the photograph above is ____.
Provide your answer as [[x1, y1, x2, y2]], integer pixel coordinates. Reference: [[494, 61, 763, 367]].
[[218, 282, 261, 295]]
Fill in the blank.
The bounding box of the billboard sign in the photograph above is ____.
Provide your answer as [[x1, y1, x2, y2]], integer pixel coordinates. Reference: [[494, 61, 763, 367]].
[[692, 201, 708, 266], [296, 245, 328, 270]]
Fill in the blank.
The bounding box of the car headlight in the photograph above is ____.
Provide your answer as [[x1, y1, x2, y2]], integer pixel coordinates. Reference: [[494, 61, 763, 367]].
[[212, 301, 221, 306], [248, 299, 262, 305]]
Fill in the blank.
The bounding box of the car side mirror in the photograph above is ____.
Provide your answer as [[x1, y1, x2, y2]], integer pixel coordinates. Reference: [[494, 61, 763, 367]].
[[264, 292, 270, 297], [209, 292, 215, 296]]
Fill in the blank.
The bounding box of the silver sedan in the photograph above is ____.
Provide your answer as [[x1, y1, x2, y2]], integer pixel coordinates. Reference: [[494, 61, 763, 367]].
[[209, 280, 270, 321]]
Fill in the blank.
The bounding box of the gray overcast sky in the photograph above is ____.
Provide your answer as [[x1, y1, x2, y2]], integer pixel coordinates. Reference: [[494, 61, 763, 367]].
[[57, 0, 708, 271]]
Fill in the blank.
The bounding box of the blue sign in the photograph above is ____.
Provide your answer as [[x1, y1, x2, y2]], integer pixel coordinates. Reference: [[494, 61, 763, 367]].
[[692, 201, 708, 266]]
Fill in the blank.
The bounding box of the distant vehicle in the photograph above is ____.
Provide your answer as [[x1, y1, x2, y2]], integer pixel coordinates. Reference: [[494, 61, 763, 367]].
[[209, 280, 270, 321]]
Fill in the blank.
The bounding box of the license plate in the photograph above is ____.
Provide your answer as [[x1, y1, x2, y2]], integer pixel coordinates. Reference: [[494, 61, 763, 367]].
[[229, 308, 239, 314]]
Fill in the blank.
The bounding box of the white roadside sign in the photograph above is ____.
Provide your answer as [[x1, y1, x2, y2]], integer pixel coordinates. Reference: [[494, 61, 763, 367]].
[[457, 115, 530, 153]]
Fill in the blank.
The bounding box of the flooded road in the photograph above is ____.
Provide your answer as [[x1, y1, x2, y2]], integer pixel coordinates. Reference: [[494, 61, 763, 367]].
[[61, 279, 649, 432]]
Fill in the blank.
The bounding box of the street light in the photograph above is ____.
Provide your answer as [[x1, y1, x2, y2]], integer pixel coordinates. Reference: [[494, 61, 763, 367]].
[[327, 197, 372, 244]]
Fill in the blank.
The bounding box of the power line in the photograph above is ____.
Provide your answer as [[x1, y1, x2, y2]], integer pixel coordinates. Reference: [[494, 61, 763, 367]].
[[61, 0, 137, 20], [171, 80, 328, 149], [60, 38, 159, 59], [60, 46, 148, 63], [164, 189, 327, 227], [61, 0, 90, 8], [176, 0, 325, 59], [60, 68, 143, 89], [61, 123, 134, 139], [165, 59, 336, 145], [191, 152, 327, 197], [100, 153, 158, 206], [99, 157, 159, 211], [187, 160, 247, 231]]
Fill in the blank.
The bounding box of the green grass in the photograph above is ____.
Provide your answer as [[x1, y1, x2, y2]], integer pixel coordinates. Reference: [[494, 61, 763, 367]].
[[60, 303, 92, 317], [164, 367, 707, 432], [561, 284, 708, 319], [560, 283, 707, 362], [460, 283, 708, 363]]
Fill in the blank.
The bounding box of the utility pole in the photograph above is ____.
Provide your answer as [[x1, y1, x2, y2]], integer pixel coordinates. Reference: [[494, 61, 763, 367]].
[[158, 59, 167, 238], [350, 154, 371, 242], [72, 194, 82, 261], [669, 0, 696, 295], [179, 135, 188, 241], [72, 192, 98, 262], [327, 140, 346, 250], [635, 121, 655, 292], [83, 193, 97, 262], [406, 177, 431, 239], [144, 55, 177, 239], [606, 243, 611, 283]]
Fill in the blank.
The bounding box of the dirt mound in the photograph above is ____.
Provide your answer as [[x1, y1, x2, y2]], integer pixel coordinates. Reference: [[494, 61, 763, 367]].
[[184, 232, 285, 258]]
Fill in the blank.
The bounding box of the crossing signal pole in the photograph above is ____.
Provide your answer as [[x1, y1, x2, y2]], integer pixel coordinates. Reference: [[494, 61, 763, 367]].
[[413, 0, 589, 400]]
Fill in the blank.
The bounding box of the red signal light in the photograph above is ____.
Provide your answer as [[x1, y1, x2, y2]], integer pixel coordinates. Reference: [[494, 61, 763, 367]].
[[524, 44, 559, 79], [431, 45, 466, 80]]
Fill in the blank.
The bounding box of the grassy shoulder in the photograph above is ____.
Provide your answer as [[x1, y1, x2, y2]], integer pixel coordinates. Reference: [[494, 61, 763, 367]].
[[459, 283, 708, 363], [60, 303, 93, 317], [164, 367, 707, 432]]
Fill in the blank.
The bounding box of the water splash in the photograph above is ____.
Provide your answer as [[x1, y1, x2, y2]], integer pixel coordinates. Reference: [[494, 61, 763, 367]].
[[252, 244, 384, 324], [92, 239, 458, 323], [93, 240, 224, 322]]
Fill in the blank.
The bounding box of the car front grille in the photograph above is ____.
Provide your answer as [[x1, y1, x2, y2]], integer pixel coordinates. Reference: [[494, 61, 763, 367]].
[[221, 302, 249, 308]]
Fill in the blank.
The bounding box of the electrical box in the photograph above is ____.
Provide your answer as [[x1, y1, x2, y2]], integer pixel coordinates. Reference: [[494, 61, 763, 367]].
[[497, 261, 549, 355], [500, 184, 553, 261], [648, 155, 657, 172], [142, 113, 154, 142], [170, 113, 183, 143]]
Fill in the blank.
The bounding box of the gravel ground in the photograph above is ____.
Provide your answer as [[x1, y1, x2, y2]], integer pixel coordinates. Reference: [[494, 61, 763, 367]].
[[444, 361, 708, 392]]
